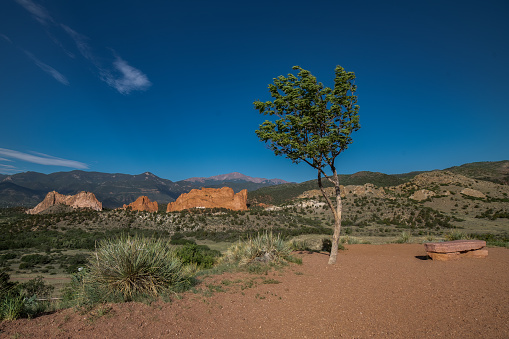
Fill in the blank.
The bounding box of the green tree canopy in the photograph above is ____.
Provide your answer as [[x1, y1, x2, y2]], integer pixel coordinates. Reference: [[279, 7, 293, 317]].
[[254, 65, 359, 173]]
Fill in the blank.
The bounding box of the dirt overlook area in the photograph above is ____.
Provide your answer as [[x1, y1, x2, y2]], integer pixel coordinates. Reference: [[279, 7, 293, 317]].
[[1, 244, 508, 338]]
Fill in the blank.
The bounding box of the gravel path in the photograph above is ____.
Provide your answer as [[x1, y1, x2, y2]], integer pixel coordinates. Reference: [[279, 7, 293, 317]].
[[2, 244, 508, 338]]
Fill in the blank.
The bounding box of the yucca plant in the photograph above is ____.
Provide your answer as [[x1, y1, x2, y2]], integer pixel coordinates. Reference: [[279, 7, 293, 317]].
[[221, 232, 292, 266], [86, 235, 194, 301]]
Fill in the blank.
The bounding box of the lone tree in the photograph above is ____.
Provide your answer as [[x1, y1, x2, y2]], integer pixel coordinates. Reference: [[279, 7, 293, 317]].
[[254, 65, 360, 264]]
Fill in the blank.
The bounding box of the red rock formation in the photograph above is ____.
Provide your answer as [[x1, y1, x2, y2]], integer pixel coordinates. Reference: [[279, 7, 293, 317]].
[[167, 187, 248, 212], [122, 196, 158, 212], [27, 191, 102, 214]]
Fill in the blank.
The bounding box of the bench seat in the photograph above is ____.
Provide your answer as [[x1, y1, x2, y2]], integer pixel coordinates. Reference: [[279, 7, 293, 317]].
[[424, 240, 487, 261]]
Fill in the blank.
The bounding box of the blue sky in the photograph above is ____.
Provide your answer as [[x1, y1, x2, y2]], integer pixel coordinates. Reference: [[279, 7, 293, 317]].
[[0, 0, 508, 183]]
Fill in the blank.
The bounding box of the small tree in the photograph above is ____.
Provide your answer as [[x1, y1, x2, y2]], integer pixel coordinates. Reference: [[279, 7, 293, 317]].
[[254, 65, 360, 264]]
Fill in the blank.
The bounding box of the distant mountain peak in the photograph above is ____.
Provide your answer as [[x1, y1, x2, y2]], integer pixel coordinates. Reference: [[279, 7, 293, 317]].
[[184, 172, 290, 185]]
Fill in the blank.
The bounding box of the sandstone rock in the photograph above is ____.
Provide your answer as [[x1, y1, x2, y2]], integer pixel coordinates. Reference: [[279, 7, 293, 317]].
[[426, 249, 488, 261], [424, 240, 486, 253], [424, 240, 487, 261], [460, 188, 486, 199], [122, 196, 158, 212], [27, 191, 102, 214], [409, 189, 436, 201], [166, 187, 248, 212]]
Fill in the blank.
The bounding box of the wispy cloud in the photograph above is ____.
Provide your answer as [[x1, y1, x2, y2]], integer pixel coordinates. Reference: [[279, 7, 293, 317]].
[[48, 31, 75, 58], [101, 57, 152, 94], [24, 51, 69, 85], [0, 163, 20, 174], [0, 148, 88, 169], [0, 163, 17, 170], [61, 24, 94, 62], [62, 25, 151, 94], [0, 34, 12, 43], [16, 0, 151, 95], [15, 0, 54, 25]]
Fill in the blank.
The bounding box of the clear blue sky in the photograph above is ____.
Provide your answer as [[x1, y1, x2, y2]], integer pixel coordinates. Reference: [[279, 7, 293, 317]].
[[1, 0, 508, 183]]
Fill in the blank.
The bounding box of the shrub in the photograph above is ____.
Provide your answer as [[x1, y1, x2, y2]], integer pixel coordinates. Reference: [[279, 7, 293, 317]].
[[444, 230, 470, 241], [395, 231, 412, 243], [469, 233, 509, 248], [0, 273, 53, 320], [175, 243, 220, 269], [20, 254, 52, 266], [220, 232, 293, 266], [288, 240, 311, 251], [77, 235, 195, 303], [322, 238, 345, 252], [20, 276, 54, 299]]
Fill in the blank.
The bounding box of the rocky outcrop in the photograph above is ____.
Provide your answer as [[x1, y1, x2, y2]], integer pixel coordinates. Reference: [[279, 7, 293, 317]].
[[26, 191, 102, 214], [122, 196, 158, 212], [266, 199, 326, 211], [409, 189, 436, 201], [460, 188, 486, 199], [167, 187, 248, 212]]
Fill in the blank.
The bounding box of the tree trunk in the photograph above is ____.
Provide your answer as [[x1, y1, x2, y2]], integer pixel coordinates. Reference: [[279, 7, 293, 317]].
[[317, 169, 343, 265], [328, 180, 342, 265]]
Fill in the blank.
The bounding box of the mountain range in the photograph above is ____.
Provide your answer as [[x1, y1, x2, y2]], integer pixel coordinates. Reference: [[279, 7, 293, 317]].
[[0, 160, 507, 209], [0, 171, 290, 208]]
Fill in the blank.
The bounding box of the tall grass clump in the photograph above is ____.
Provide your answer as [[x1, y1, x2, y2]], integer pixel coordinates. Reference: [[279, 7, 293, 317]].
[[68, 235, 195, 304], [0, 292, 24, 321], [220, 232, 294, 266], [395, 231, 412, 244], [444, 230, 471, 241], [288, 239, 312, 251], [0, 271, 54, 321]]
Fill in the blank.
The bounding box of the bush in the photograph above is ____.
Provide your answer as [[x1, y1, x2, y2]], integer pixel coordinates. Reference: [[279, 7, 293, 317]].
[[73, 235, 195, 303], [20, 276, 54, 299], [444, 230, 470, 241], [469, 233, 509, 248], [175, 244, 220, 269], [20, 254, 52, 266], [395, 231, 412, 243], [0, 273, 53, 321], [322, 238, 345, 252], [220, 232, 293, 266], [289, 240, 312, 251]]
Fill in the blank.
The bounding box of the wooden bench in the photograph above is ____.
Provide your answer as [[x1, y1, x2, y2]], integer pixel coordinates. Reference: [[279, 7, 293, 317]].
[[424, 240, 488, 261]]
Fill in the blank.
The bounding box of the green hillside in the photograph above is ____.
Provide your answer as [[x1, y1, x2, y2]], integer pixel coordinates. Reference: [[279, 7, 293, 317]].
[[445, 160, 509, 185], [248, 171, 404, 205]]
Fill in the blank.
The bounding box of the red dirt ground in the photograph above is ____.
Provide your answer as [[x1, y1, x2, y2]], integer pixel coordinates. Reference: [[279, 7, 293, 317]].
[[1, 244, 508, 338]]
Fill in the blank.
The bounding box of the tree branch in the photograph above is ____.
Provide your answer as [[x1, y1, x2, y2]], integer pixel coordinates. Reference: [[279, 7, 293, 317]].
[[318, 171, 337, 219]]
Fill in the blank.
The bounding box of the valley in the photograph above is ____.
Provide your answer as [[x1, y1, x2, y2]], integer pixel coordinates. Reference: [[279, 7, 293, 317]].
[[0, 161, 508, 296]]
